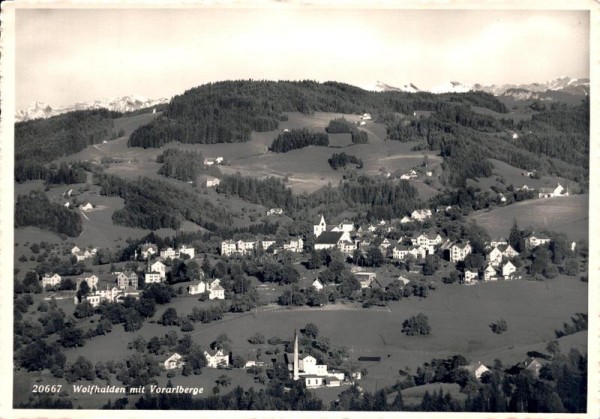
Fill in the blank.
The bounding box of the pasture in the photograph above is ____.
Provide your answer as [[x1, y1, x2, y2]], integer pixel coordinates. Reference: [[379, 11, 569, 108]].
[[470, 106, 533, 123], [468, 194, 588, 242], [61, 275, 586, 397]]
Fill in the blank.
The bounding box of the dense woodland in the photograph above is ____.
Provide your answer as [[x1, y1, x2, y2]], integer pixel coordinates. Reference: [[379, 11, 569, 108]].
[[157, 149, 205, 182], [15, 191, 82, 237], [328, 152, 363, 170], [95, 174, 232, 230], [126, 80, 509, 149], [270, 129, 329, 153], [15, 109, 118, 181]]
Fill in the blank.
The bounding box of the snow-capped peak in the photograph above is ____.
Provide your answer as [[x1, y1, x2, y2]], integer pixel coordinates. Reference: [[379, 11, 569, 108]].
[[363, 81, 421, 93], [430, 81, 473, 94], [16, 94, 170, 122]]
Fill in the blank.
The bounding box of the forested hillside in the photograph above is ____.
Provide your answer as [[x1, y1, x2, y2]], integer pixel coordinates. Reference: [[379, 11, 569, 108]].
[[15, 109, 119, 181], [127, 80, 509, 148], [95, 174, 233, 230], [15, 191, 82, 237]]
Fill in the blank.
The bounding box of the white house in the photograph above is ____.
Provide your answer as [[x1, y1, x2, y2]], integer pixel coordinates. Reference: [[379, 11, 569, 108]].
[[261, 240, 276, 250], [79, 202, 93, 211], [267, 208, 284, 216], [76, 274, 98, 290], [42, 273, 62, 288], [339, 240, 358, 256], [160, 247, 178, 260], [483, 265, 497, 281], [527, 233, 551, 249], [502, 261, 517, 279], [150, 261, 167, 279], [139, 242, 158, 260], [411, 209, 432, 222], [116, 271, 138, 290], [361, 113, 372, 120], [463, 362, 490, 380], [164, 353, 184, 370], [498, 244, 519, 259], [188, 281, 207, 295], [538, 183, 569, 199], [204, 349, 229, 368], [206, 178, 221, 187], [312, 278, 324, 291], [145, 272, 163, 284], [487, 247, 504, 267], [400, 216, 413, 224], [450, 242, 472, 262], [221, 240, 237, 256], [283, 237, 304, 253], [463, 269, 479, 284], [209, 283, 225, 300], [178, 245, 195, 259]]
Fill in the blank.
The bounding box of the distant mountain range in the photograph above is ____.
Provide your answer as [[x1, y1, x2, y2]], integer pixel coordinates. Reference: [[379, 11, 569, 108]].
[[364, 76, 589, 100], [15, 94, 169, 122]]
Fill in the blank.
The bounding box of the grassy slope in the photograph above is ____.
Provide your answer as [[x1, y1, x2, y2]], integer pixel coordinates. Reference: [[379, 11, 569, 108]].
[[51, 275, 586, 399], [468, 194, 588, 242]]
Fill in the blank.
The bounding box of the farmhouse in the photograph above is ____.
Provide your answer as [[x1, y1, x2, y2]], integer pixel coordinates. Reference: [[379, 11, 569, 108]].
[[267, 208, 283, 216], [400, 216, 412, 224], [392, 245, 426, 260], [209, 283, 225, 300], [203, 157, 224, 166], [204, 349, 229, 368], [463, 362, 490, 380], [538, 183, 568, 199], [79, 202, 94, 211], [516, 357, 543, 377], [42, 273, 62, 288], [449, 242, 472, 262], [163, 353, 184, 370], [527, 233, 551, 249], [361, 113, 372, 120], [206, 178, 221, 187], [71, 246, 97, 262]]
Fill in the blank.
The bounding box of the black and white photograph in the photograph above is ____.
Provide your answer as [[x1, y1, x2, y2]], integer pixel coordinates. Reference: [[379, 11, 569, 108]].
[[2, 1, 597, 416]]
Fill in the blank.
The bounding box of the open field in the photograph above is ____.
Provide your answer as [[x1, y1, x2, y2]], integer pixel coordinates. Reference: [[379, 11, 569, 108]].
[[468, 158, 581, 193], [468, 194, 588, 242], [400, 383, 466, 406], [56, 111, 443, 198], [57, 275, 586, 398]]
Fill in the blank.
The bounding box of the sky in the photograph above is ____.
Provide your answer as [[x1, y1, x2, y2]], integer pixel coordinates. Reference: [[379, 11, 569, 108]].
[[15, 8, 589, 109]]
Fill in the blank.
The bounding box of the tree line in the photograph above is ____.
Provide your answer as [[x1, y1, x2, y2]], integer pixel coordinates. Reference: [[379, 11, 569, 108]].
[[15, 191, 82, 236], [270, 129, 329, 153]]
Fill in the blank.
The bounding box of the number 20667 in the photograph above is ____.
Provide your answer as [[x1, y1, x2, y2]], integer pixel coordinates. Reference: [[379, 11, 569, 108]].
[[32, 384, 62, 393]]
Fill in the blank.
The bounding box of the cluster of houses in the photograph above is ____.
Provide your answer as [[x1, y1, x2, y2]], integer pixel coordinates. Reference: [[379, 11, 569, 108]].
[[203, 156, 224, 166], [221, 237, 303, 256], [188, 278, 225, 300], [266, 208, 284, 216], [163, 348, 230, 371], [538, 183, 569, 199], [71, 245, 97, 262]]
